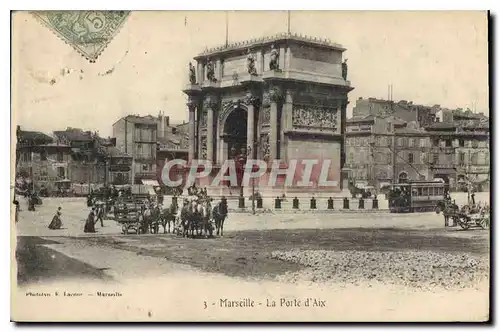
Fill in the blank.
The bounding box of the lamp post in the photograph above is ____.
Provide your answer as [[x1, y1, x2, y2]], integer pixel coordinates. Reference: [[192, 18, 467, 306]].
[[247, 145, 255, 215]]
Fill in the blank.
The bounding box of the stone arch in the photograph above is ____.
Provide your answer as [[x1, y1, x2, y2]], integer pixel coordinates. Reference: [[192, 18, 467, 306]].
[[219, 100, 248, 129]]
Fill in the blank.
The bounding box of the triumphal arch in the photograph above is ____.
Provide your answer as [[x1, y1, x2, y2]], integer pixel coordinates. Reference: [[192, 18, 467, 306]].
[[183, 33, 353, 195]]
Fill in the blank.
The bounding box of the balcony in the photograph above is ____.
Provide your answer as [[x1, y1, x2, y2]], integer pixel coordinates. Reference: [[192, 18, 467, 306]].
[[134, 171, 157, 179], [134, 154, 155, 162]]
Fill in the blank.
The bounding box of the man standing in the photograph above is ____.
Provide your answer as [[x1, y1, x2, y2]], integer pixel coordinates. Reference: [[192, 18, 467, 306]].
[[95, 203, 105, 227]]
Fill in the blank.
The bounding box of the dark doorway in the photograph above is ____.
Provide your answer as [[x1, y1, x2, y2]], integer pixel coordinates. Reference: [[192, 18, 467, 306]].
[[224, 108, 248, 160]]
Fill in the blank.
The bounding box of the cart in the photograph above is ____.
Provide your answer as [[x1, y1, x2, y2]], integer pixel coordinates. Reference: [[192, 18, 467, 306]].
[[114, 200, 143, 234], [451, 205, 490, 230]]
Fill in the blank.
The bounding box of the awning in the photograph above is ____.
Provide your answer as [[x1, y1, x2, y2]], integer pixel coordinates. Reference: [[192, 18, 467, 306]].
[[141, 179, 159, 186]]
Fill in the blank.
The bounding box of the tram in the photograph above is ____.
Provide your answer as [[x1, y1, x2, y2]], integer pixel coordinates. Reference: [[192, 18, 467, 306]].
[[387, 180, 446, 213]]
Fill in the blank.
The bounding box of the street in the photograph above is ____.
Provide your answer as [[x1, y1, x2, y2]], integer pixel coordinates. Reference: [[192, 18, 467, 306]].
[[12, 195, 490, 321]]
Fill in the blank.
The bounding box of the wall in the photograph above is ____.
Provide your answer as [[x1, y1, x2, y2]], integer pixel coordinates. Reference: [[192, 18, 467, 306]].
[[289, 45, 342, 78], [69, 163, 105, 184], [222, 54, 248, 77], [112, 118, 134, 155], [275, 137, 341, 191]]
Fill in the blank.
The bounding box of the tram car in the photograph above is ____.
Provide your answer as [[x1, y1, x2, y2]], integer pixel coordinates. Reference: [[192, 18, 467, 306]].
[[387, 180, 446, 213]]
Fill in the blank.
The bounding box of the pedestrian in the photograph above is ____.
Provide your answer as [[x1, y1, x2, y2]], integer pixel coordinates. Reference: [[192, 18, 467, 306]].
[[84, 207, 96, 233], [48, 207, 63, 230], [27, 194, 35, 212], [13, 200, 19, 223], [95, 203, 104, 227]]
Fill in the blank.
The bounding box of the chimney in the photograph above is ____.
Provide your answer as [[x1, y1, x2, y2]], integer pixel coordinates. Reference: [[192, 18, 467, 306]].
[[157, 111, 164, 139], [166, 116, 170, 127]]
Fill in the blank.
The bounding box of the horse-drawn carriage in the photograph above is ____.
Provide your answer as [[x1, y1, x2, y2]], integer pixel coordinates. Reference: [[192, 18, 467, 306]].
[[444, 203, 490, 230], [114, 199, 144, 234]]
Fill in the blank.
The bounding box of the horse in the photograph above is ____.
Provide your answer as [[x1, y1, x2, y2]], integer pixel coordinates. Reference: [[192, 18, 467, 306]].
[[149, 203, 163, 234], [186, 200, 204, 238], [161, 201, 178, 234], [178, 199, 194, 238], [442, 202, 459, 227], [193, 198, 213, 238], [212, 199, 228, 237], [139, 203, 153, 234]]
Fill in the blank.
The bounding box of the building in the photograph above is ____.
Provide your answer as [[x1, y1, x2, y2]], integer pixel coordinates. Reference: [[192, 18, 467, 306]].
[[346, 98, 490, 191], [104, 146, 133, 185], [345, 114, 431, 188], [183, 33, 353, 194], [53, 128, 108, 184], [425, 117, 490, 191], [156, 118, 190, 191], [353, 97, 438, 128], [16, 126, 72, 193], [112, 115, 158, 184]]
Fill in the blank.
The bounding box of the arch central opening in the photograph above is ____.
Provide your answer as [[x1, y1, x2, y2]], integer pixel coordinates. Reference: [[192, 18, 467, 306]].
[[224, 108, 248, 160]]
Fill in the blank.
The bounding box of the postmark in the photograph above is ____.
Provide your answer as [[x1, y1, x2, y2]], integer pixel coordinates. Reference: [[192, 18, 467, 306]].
[[31, 11, 130, 62]]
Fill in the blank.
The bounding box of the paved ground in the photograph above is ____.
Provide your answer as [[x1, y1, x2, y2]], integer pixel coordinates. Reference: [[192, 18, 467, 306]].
[[12, 195, 491, 321], [14, 191, 490, 237]]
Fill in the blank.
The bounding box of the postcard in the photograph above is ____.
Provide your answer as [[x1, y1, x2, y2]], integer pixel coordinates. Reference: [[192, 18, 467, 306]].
[[11, 10, 490, 322]]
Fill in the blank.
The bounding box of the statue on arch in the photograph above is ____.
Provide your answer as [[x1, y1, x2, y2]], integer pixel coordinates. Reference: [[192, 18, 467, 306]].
[[269, 44, 280, 71], [247, 49, 257, 76], [342, 58, 348, 80], [188, 62, 196, 84], [206, 58, 216, 82]]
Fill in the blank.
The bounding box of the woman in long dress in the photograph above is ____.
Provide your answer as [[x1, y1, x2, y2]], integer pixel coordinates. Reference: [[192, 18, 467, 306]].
[[48, 207, 63, 229], [84, 207, 96, 233]]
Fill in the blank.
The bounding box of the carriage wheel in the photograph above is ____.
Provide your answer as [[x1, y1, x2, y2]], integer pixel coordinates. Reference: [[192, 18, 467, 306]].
[[478, 216, 489, 230], [457, 217, 470, 230]]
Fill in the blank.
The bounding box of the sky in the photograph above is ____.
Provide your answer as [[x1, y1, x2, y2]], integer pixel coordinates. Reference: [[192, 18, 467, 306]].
[[12, 11, 489, 137]]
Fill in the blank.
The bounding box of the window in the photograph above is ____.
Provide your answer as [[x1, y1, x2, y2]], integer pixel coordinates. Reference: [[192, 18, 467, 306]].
[[417, 188, 422, 196], [445, 139, 452, 147], [40, 151, 47, 161], [432, 153, 439, 164], [419, 138, 426, 148], [408, 153, 414, 163], [459, 139, 465, 147], [472, 140, 478, 148], [422, 187, 428, 196], [432, 138, 439, 147], [408, 138, 414, 148], [397, 137, 403, 146], [348, 152, 354, 163], [57, 167, 65, 178], [471, 153, 478, 165], [387, 122, 392, 132], [459, 152, 465, 165], [57, 152, 64, 162]]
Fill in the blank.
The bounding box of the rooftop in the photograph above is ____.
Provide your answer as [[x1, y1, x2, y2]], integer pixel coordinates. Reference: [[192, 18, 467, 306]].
[[346, 115, 376, 123], [17, 130, 53, 143], [158, 131, 190, 151], [53, 129, 93, 142], [195, 32, 345, 59], [104, 146, 132, 158]]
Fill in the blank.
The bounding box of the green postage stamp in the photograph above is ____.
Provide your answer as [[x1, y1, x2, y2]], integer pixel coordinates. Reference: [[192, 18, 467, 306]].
[[31, 11, 130, 62]]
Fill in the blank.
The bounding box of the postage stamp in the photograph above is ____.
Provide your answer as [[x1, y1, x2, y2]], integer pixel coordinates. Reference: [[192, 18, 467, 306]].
[[31, 11, 130, 62], [10, 11, 490, 322]]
